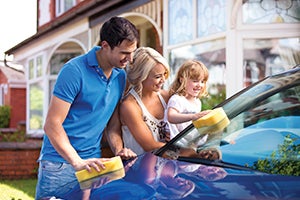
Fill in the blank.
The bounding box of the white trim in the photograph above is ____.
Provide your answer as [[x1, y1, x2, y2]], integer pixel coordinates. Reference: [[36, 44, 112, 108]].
[[12, 18, 89, 62], [163, 0, 168, 61], [46, 38, 87, 70], [7, 80, 26, 89]]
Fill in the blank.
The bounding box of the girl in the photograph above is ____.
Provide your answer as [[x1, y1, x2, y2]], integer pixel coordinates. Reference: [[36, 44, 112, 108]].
[[166, 60, 210, 138], [165, 60, 221, 160]]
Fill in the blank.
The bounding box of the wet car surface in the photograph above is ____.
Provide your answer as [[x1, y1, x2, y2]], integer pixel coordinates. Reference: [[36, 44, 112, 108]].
[[49, 66, 300, 200]]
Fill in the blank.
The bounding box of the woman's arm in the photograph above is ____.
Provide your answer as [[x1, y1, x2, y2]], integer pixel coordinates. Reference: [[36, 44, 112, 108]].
[[120, 96, 165, 152], [105, 104, 137, 160]]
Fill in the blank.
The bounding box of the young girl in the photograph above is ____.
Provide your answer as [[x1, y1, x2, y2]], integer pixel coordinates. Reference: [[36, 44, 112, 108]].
[[166, 60, 210, 138], [165, 60, 221, 160]]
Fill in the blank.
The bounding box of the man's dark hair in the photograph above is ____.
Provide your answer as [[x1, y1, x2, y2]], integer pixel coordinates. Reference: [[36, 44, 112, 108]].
[[100, 16, 139, 49]]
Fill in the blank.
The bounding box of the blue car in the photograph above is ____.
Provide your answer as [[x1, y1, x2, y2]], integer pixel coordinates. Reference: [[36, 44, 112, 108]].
[[60, 66, 300, 200]]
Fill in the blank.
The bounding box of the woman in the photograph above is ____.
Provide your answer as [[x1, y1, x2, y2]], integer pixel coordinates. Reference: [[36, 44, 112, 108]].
[[120, 47, 170, 155]]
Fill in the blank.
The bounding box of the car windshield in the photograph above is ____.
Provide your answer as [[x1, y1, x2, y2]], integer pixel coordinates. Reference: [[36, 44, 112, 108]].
[[156, 67, 300, 176]]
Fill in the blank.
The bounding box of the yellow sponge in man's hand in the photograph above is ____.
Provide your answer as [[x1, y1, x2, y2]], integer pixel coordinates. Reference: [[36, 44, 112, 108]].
[[75, 156, 124, 182]]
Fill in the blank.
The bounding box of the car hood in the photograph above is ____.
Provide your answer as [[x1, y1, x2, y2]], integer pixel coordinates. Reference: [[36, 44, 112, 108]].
[[64, 152, 300, 200]]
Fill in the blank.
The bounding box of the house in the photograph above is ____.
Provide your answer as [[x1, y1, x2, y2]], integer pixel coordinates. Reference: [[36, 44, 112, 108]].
[[0, 61, 26, 129], [0, 61, 29, 179], [4, 0, 300, 137]]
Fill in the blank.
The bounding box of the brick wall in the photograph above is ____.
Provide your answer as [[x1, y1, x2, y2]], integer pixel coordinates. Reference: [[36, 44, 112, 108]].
[[9, 88, 26, 128], [0, 140, 41, 180], [0, 137, 113, 179]]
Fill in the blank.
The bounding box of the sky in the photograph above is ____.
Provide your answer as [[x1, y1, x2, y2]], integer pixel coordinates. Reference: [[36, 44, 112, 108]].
[[0, 0, 37, 61]]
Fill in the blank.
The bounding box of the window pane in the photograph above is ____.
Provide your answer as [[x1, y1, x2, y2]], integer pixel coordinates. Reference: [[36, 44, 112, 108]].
[[49, 79, 56, 103], [243, 0, 300, 24], [64, 0, 75, 11], [50, 52, 80, 75], [36, 56, 43, 77], [56, 0, 75, 16], [168, 39, 226, 109], [168, 0, 193, 45], [243, 38, 300, 87], [197, 0, 226, 37], [29, 59, 34, 79], [29, 82, 44, 130]]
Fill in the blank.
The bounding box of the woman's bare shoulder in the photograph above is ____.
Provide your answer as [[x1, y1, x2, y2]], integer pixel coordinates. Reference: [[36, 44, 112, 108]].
[[120, 94, 140, 114], [160, 89, 170, 102], [120, 94, 143, 125]]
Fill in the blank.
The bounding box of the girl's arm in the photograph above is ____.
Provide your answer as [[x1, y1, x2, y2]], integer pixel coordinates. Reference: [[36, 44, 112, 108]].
[[168, 107, 211, 123]]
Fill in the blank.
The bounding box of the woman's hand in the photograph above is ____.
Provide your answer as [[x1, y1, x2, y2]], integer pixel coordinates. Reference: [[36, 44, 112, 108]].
[[116, 148, 137, 160]]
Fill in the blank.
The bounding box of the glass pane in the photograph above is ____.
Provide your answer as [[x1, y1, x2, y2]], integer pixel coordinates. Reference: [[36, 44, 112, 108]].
[[29, 59, 34, 79], [36, 56, 43, 77], [243, 0, 300, 24], [168, 0, 193, 45], [29, 82, 44, 130], [64, 0, 75, 11], [50, 52, 80, 75], [168, 39, 226, 109], [49, 79, 56, 103], [221, 84, 300, 173], [243, 37, 300, 87], [197, 0, 226, 37]]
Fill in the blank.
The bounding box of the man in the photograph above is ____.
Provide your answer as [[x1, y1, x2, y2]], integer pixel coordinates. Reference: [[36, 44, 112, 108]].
[[35, 16, 138, 199]]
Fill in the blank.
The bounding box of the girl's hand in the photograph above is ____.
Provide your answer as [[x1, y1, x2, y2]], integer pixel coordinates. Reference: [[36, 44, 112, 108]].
[[192, 110, 211, 121]]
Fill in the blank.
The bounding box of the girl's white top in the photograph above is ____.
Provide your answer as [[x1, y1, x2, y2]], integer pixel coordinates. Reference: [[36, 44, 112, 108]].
[[165, 94, 202, 139]]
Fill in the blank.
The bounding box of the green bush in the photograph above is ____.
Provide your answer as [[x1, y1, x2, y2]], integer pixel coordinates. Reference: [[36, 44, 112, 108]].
[[0, 105, 10, 128], [202, 85, 226, 110], [0, 130, 26, 142], [252, 135, 300, 176]]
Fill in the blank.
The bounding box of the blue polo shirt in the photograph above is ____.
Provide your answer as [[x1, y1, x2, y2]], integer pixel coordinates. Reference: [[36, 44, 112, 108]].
[[39, 46, 126, 163]]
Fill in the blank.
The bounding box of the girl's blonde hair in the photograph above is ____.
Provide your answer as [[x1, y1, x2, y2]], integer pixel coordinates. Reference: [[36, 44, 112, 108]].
[[169, 60, 209, 98], [126, 47, 170, 97]]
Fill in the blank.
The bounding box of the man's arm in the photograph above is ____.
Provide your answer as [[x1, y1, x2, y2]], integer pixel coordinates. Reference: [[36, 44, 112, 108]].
[[105, 104, 137, 160], [44, 96, 107, 172]]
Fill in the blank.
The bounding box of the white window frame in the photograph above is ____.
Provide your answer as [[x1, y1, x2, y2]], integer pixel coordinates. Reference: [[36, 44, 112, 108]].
[[56, 0, 76, 16], [26, 54, 46, 135], [164, 0, 300, 98]]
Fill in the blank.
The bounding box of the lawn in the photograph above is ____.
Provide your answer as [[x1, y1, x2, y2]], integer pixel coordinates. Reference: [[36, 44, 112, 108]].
[[0, 179, 37, 200]]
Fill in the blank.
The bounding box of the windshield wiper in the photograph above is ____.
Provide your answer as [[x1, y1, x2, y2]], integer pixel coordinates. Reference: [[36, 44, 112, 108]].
[[177, 156, 261, 172]]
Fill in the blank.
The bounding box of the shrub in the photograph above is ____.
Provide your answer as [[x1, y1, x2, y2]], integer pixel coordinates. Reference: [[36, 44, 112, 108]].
[[252, 135, 300, 176], [202, 85, 226, 110], [0, 130, 26, 142], [0, 105, 10, 128]]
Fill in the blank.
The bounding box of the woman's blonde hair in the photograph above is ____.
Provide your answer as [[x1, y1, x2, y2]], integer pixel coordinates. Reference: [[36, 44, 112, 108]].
[[169, 60, 209, 98], [126, 47, 170, 97]]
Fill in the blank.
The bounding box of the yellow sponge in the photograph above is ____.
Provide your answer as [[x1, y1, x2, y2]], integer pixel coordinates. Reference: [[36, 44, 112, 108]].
[[192, 107, 229, 129], [75, 156, 124, 182], [204, 116, 230, 134], [79, 167, 125, 189]]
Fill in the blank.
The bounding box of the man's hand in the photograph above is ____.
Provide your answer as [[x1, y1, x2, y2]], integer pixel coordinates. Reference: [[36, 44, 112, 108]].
[[73, 157, 111, 172]]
